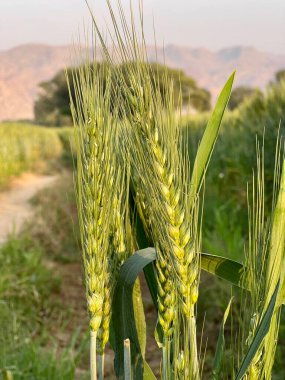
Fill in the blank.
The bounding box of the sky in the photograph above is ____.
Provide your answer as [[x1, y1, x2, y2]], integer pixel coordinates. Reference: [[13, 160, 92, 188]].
[[0, 0, 285, 54]]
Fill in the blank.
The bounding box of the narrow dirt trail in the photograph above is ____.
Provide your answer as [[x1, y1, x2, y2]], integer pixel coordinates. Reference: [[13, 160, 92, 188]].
[[0, 173, 57, 244]]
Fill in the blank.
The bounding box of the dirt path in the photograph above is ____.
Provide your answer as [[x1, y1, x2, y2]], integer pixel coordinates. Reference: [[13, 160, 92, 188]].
[[0, 173, 57, 244]]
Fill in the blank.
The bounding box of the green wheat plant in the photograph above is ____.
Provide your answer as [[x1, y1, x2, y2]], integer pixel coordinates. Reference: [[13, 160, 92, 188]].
[[231, 138, 285, 380], [69, 1, 285, 379], [68, 55, 133, 379]]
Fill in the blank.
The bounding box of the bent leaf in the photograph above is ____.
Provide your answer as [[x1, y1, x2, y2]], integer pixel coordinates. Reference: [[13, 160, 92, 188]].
[[112, 247, 157, 380], [201, 253, 285, 305], [201, 253, 245, 288], [190, 71, 235, 203]]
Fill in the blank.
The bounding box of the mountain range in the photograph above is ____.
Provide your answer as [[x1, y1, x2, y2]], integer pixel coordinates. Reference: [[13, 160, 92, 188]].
[[1, 43, 285, 121]]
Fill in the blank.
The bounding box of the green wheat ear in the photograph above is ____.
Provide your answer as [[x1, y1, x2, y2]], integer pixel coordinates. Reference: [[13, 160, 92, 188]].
[[119, 60, 201, 378], [68, 58, 129, 379]]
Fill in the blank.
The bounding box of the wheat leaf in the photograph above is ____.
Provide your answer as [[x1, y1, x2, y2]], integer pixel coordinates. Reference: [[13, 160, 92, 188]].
[[190, 71, 235, 203], [201, 253, 245, 288], [112, 247, 157, 380]]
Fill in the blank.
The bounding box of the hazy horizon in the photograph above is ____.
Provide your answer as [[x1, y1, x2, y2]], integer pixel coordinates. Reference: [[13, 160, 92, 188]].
[[0, 0, 285, 55], [1, 42, 285, 57]]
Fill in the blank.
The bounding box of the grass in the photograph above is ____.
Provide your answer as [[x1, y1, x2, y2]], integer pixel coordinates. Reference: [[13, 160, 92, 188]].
[[0, 334, 86, 380], [0, 182, 90, 379], [0, 235, 75, 379], [0, 236, 60, 328]]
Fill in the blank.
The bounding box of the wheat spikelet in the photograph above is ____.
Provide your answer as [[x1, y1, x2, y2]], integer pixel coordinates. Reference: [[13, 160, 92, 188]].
[[156, 255, 176, 337]]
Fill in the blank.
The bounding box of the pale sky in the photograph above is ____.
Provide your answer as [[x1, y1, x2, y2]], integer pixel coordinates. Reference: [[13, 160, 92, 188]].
[[0, 0, 285, 54]]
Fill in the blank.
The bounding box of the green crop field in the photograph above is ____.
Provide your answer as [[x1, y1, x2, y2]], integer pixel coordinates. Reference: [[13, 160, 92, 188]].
[[0, 123, 63, 187]]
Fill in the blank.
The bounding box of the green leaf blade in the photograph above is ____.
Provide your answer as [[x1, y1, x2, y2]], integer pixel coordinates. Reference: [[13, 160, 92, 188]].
[[212, 297, 233, 380], [190, 71, 235, 202], [235, 281, 280, 380]]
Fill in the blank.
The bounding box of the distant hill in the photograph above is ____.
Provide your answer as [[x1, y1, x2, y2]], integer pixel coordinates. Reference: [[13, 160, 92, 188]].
[[1, 43, 285, 121]]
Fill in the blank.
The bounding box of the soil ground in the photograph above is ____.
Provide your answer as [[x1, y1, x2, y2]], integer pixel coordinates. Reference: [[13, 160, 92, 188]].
[[0, 173, 57, 244]]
